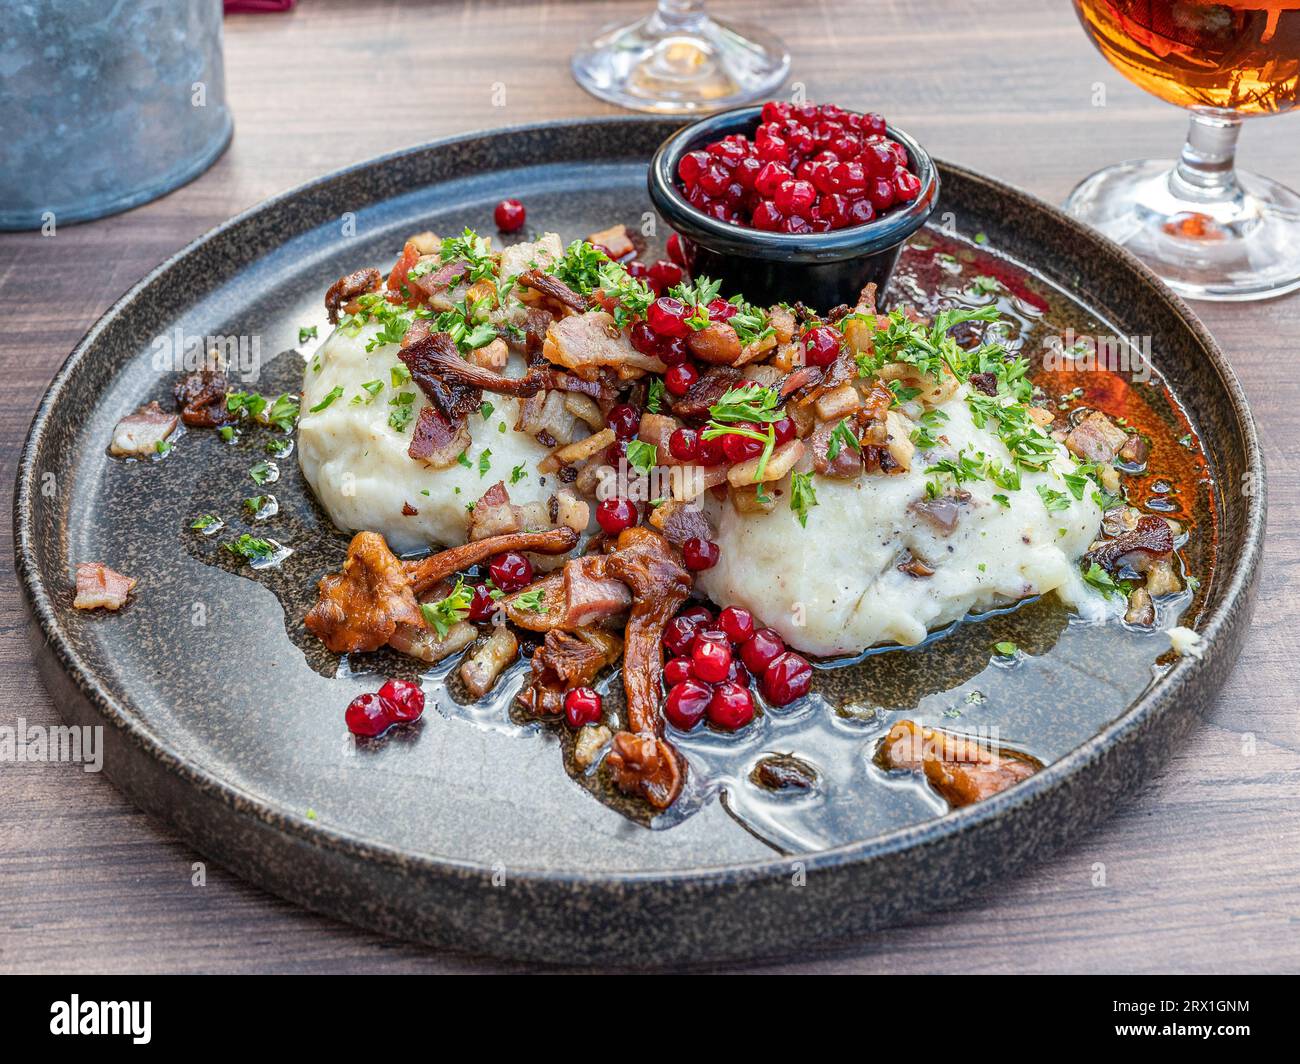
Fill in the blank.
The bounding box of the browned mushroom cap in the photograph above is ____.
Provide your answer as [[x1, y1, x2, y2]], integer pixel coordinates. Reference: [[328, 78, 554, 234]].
[[305, 531, 424, 653], [876, 720, 1041, 808], [400, 328, 549, 400], [1085, 514, 1174, 573], [324, 267, 382, 324], [606, 731, 683, 810], [403, 526, 578, 596]]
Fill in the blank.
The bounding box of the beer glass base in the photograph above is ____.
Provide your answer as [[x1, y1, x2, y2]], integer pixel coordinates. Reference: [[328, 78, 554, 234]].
[[571, 10, 789, 115], [1064, 159, 1300, 303]]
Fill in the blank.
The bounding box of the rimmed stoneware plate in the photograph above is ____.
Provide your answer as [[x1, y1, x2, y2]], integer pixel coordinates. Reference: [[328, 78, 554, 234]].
[[15, 118, 1264, 966]]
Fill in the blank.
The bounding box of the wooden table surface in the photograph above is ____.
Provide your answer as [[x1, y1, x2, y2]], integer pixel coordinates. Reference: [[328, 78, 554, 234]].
[[2, 0, 1297, 974]]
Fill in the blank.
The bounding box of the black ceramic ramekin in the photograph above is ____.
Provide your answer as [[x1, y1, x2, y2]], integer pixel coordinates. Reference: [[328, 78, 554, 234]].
[[648, 106, 939, 310]]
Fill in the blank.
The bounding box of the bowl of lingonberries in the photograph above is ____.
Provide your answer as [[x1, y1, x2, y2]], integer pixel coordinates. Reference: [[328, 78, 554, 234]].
[[648, 101, 938, 309]]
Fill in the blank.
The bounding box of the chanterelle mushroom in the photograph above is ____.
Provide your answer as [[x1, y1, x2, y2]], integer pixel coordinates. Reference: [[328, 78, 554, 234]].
[[601, 527, 693, 809], [304, 532, 424, 653]]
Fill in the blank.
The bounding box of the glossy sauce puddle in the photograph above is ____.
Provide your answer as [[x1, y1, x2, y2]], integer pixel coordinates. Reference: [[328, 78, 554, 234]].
[[166, 228, 1211, 855]]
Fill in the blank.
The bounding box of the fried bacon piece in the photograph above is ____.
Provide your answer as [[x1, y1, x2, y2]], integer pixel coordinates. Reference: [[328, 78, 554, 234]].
[[1085, 515, 1175, 574], [586, 223, 636, 260], [304, 532, 424, 653], [407, 260, 467, 305], [517, 627, 623, 717], [407, 407, 471, 468], [604, 527, 693, 736], [324, 267, 382, 324], [173, 367, 235, 428], [519, 269, 590, 313], [876, 719, 1041, 808], [1064, 409, 1129, 464], [502, 553, 632, 632], [110, 401, 178, 457], [467, 481, 521, 541], [73, 563, 136, 611], [403, 527, 578, 596], [605, 732, 683, 811], [543, 312, 667, 380]]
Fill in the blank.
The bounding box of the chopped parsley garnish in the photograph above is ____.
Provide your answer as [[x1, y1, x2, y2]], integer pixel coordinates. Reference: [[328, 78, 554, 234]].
[[625, 439, 658, 474], [249, 461, 275, 485], [479, 400, 494, 420], [438, 228, 496, 284], [993, 641, 1018, 656], [191, 514, 220, 531], [668, 276, 773, 347], [226, 391, 267, 419], [593, 259, 654, 329], [309, 386, 344, 412], [512, 587, 548, 614], [243, 495, 268, 513], [909, 408, 949, 449], [553, 240, 610, 293], [456, 451, 472, 469], [825, 418, 862, 462], [704, 384, 784, 427], [387, 394, 415, 433], [154, 439, 173, 455], [855, 305, 1000, 381], [478, 448, 492, 477], [510, 463, 528, 485], [390, 364, 412, 388], [970, 275, 1002, 296], [224, 534, 276, 563], [266, 393, 300, 431], [435, 292, 497, 351], [219, 426, 235, 442], [646, 377, 665, 415], [355, 380, 384, 404], [1082, 561, 1128, 599], [298, 325, 318, 344], [790, 470, 818, 527], [1036, 485, 1071, 513], [420, 576, 474, 637]]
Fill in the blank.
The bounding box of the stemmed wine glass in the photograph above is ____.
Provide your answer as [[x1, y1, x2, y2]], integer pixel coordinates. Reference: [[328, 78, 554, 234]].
[[1065, 0, 1300, 301], [571, 0, 790, 115]]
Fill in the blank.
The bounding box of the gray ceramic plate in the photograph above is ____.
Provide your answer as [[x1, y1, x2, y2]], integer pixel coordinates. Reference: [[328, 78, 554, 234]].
[[15, 118, 1264, 965]]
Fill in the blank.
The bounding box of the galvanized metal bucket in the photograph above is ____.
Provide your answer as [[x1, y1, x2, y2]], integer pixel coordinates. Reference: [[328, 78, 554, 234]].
[[0, 0, 232, 230]]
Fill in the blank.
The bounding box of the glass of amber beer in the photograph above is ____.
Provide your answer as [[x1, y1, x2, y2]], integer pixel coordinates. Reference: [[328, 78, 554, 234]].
[[1066, 1, 1300, 300]]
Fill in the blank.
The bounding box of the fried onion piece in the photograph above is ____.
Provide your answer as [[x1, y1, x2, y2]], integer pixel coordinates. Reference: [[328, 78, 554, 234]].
[[305, 532, 424, 653]]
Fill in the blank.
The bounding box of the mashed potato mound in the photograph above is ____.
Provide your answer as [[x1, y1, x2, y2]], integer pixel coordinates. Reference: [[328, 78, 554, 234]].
[[298, 322, 554, 554], [697, 386, 1108, 658]]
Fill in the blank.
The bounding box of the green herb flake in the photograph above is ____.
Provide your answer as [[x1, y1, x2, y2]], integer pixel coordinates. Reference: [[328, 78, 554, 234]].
[[419, 576, 474, 637], [309, 386, 344, 412], [625, 438, 658, 475], [790, 471, 818, 528], [223, 534, 276, 563]]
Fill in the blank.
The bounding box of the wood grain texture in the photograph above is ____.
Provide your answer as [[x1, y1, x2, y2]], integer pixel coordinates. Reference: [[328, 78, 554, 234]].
[[1, 0, 1298, 974]]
